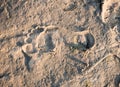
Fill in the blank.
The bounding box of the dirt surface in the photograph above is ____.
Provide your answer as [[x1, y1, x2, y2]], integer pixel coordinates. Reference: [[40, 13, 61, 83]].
[[0, 0, 120, 87]]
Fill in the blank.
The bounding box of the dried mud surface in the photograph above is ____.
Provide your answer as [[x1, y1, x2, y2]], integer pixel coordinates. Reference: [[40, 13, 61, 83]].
[[0, 0, 120, 87]]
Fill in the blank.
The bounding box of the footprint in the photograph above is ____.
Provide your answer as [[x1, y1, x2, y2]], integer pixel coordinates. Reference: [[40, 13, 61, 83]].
[[16, 25, 59, 61], [14, 25, 59, 72], [72, 31, 95, 51]]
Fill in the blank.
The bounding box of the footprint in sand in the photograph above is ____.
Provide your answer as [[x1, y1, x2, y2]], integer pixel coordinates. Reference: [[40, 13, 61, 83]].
[[20, 25, 59, 57], [14, 24, 59, 72], [71, 30, 95, 51]]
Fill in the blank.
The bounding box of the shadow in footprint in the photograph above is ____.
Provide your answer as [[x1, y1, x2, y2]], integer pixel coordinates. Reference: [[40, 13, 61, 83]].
[[45, 34, 55, 51], [0, 7, 4, 14], [97, 0, 103, 14], [0, 72, 10, 79], [21, 50, 31, 72], [66, 54, 87, 66], [114, 74, 120, 87], [85, 33, 95, 49]]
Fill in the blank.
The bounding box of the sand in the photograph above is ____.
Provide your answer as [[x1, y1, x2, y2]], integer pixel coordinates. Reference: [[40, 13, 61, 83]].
[[0, 0, 120, 87]]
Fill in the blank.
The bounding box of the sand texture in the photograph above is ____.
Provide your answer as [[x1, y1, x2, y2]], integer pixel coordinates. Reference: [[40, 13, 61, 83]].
[[0, 0, 120, 87]]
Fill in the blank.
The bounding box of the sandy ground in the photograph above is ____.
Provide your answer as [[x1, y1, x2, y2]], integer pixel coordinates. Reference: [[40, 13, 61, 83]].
[[0, 0, 120, 87]]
